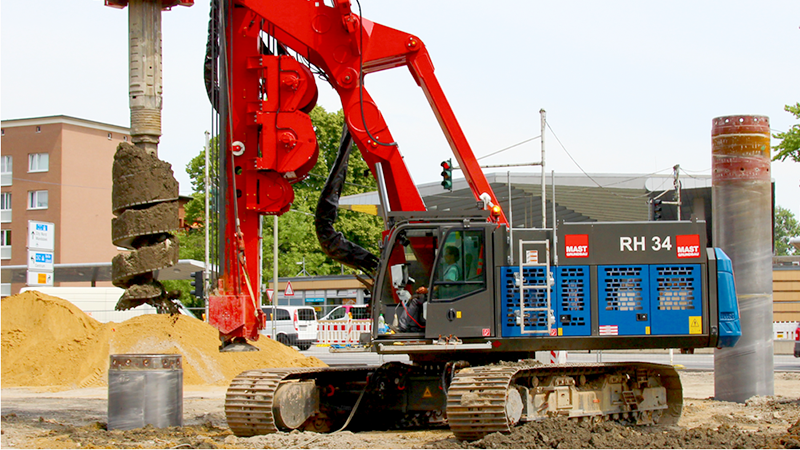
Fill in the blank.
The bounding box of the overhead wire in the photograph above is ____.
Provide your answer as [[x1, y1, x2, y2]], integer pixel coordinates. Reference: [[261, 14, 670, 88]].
[[476, 136, 541, 161], [545, 121, 602, 188], [544, 120, 672, 200]]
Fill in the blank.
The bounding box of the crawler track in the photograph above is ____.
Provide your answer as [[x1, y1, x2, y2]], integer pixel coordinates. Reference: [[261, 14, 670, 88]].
[[225, 368, 320, 436], [446, 365, 524, 441], [446, 362, 683, 441], [226, 366, 374, 436], [226, 362, 683, 442]]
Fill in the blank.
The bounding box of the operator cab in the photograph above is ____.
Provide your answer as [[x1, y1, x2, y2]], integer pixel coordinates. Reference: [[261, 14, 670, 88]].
[[372, 214, 499, 343]]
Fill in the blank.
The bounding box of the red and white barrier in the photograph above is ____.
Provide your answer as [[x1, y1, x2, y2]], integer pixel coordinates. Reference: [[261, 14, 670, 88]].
[[536, 350, 568, 364], [774, 322, 799, 341], [317, 319, 372, 346]]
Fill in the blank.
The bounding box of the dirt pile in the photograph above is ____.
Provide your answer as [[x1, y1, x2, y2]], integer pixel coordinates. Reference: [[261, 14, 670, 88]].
[[1, 291, 108, 389], [457, 418, 771, 449], [778, 418, 800, 449], [440, 395, 800, 449], [1, 291, 325, 390]]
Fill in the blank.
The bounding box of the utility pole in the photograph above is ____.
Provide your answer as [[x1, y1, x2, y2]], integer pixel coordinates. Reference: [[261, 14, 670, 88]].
[[540, 109, 546, 229], [662, 164, 682, 220], [272, 215, 278, 340], [204, 131, 210, 321]]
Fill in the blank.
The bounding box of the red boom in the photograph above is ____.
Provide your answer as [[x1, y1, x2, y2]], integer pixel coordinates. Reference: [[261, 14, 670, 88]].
[[210, 0, 508, 345]]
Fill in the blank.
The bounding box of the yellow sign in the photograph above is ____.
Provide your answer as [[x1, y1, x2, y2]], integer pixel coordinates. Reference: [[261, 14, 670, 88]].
[[456, 311, 462, 319], [422, 387, 433, 398], [689, 316, 702, 335], [38, 273, 47, 284], [558, 328, 563, 336], [645, 326, 651, 335]]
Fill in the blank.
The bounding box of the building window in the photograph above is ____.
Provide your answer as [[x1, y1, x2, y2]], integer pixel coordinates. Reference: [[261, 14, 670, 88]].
[[1, 155, 11, 186], [0, 229, 10, 260], [123, 136, 128, 142], [0, 192, 10, 223], [28, 190, 48, 210], [36, 126, 41, 133], [108, 133, 112, 140], [28, 153, 49, 173]]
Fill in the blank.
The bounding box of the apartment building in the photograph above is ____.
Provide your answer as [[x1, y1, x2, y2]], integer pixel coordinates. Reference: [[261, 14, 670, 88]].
[[1, 115, 130, 296]]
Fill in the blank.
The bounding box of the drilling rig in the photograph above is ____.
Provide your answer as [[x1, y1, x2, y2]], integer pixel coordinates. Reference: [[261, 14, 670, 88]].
[[109, 0, 742, 440]]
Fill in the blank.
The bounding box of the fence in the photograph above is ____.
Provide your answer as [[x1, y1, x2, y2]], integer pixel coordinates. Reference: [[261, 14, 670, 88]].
[[774, 321, 799, 341], [317, 319, 372, 346]]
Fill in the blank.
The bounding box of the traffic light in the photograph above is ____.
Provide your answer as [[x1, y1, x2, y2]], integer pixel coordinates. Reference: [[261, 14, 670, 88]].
[[652, 199, 663, 221], [440, 159, 452, 190], [189, 271, 204, 299]]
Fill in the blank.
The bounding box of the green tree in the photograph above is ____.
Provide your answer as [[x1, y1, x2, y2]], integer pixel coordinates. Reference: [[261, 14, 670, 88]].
[[772, 103, 800, 163], [161, 229, 206, 309], [775, 206, 800, 256], [161, 137, 212, 310]]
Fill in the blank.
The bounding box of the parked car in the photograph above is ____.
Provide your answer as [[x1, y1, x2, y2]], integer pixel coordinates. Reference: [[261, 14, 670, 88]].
[[320, 304, 370, 321], [794, 323, 800, 358], [260, 306, 318, 351]]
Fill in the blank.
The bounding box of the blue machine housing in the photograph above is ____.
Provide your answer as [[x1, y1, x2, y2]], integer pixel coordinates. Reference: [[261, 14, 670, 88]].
[[715, 248, 741, 348], [499, 248, 741, 346]]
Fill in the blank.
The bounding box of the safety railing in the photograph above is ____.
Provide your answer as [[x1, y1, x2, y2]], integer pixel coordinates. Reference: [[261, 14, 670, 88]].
[[317, 318, 372, 346]]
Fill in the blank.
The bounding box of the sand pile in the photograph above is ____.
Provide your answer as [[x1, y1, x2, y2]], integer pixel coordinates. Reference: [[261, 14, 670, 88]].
[[1, 291, 326, 391], [1, 291, 109, 389]]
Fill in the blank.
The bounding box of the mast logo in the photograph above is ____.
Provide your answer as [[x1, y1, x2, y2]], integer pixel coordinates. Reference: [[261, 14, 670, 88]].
[[565, 234, 589, 258], [676, 234, 700, 258]]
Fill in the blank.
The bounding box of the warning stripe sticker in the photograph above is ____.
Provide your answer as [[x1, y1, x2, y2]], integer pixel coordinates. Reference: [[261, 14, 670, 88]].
[[599, 325, 619, 336]]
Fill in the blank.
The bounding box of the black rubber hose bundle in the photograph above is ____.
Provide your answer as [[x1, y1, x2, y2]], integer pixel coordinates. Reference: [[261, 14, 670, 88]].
[[315, 126, 380, 275]]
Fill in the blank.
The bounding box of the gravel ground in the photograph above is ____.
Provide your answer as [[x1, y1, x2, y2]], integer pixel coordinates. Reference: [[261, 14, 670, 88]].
[[1, 371, 799, 449]]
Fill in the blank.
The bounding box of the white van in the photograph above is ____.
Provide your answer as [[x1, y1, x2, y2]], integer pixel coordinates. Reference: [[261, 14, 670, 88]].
[[261, 306, 318, 351], [320, 304, 369, 321]]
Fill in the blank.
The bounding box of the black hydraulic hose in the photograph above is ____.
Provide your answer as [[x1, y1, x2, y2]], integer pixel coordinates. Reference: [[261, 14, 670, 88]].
[[315, 125, 380, 275], [204, 0, 220, 111]]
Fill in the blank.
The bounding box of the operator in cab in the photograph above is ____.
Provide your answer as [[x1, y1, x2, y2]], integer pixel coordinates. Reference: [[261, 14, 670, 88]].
[[443, 245, 462, 282]]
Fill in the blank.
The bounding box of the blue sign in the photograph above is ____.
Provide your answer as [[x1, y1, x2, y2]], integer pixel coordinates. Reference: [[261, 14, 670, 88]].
[[305, 297, 325, 303], [35, 253, 53, 263]]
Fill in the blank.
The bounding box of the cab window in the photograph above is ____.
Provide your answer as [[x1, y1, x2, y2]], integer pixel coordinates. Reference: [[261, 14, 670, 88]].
[[432, 229, 485, 301]]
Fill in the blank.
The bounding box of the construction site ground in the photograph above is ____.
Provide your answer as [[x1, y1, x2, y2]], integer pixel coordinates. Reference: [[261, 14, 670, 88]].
[[2, 372, 799, 449], [2, 291, 800, 448]]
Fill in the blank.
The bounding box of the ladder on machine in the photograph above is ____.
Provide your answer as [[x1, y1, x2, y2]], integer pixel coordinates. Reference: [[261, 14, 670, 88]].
[[517, 239, 553, 335]]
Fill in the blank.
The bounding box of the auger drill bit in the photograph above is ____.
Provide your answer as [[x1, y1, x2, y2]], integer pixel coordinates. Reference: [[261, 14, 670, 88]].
[[110, 0, 183, 313]]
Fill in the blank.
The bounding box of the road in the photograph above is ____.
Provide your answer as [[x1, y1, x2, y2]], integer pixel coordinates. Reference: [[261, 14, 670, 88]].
[[301, 345, 800, 372]]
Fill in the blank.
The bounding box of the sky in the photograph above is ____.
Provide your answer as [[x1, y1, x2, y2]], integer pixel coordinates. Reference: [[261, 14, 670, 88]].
[[2, 0, 799, 217]]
